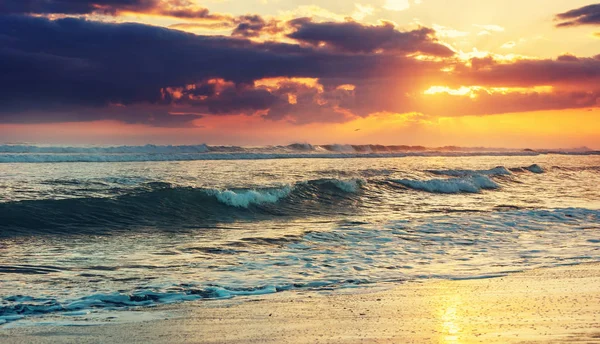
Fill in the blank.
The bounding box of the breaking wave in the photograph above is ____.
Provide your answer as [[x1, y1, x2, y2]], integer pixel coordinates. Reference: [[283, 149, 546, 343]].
[[393, 175, 500, 194], [0, 178, 366, 236], [509, 164, 546, 174], [318, 178, 365, 193], [208, 187, 294, 208], [0, 170, 522, 236], [525, 164, 545, 174], [0, 163, 555, 236]]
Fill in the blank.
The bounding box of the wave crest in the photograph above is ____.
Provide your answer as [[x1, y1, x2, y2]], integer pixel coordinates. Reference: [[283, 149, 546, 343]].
[[208, 187, 293, 208], [393, 175, 500, 194], [431, 166, 512, 177], [316, 178, 365, 193], [0, 178, 367, 236], [525, 164, 544, 174]]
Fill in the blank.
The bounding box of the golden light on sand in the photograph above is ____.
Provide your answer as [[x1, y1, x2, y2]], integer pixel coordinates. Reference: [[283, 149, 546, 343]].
[[439, 294, 464, 343]]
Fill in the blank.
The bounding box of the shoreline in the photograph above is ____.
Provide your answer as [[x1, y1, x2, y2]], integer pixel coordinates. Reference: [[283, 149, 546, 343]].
[[2, 263, 600, 343]]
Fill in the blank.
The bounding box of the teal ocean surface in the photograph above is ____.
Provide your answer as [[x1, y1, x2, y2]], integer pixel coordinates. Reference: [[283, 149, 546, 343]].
[[1, 145, 599, 325]]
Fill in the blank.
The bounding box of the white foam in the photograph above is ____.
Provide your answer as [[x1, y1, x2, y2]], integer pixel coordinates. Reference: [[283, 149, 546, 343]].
[[330, 179, 365, 193], [394, 175, 499, 194], [2, 206, 599, 327], [208, 285, 278, 298], [209, 187, 293, 208]]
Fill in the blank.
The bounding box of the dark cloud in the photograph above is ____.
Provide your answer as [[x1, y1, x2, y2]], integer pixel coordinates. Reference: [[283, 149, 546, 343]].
[[0, 0, 141, 15], [287, 18, 455, 56], [0, 15, 433, 123], [169, 22, 234, 31], [1, 0, 286, 38], [262, 81, 355, 124], [0, 15, 288, 111], [167, 80, 281, 114], [231, 15, 282, 38], [0, 0, 281, 37], [0, 106, 202, 127], [555, 3, 600, 27], [0, 14, 599, 126], [0, 0, 227, 20], [557, 53, 580, 62], [0, 0, 288, 39], [162, 79, 355, 124], [453, 56, 600, 88]]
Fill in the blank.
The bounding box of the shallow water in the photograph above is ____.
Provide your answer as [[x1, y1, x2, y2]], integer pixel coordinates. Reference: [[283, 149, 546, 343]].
[[0, 150, 599, 325]]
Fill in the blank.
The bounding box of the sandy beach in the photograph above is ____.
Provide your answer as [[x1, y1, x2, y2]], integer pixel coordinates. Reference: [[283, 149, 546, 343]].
[[2, 263, 599, 344]]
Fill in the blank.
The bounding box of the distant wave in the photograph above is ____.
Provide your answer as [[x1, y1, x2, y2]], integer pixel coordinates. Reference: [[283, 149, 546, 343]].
[[2, 143, 596, 163], [0, 144, 210, 154], [525, 164, 545, 174], [0, 152, 549, 163], [431, 165, 548, 177], [393, 175, 500, 194], [430, 166, 512, 177], [509, 164, 546, 174]]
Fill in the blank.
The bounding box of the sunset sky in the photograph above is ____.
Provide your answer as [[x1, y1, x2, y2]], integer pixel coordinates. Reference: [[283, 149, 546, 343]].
[[1, 0, 599, 148]]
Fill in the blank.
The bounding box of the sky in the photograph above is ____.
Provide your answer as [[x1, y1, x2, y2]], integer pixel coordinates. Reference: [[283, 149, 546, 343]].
[[0, 0, 599, 148]]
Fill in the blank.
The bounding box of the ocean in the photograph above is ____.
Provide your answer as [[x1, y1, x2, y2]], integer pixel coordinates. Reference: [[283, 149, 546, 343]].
[[1, 144, 599, 326]]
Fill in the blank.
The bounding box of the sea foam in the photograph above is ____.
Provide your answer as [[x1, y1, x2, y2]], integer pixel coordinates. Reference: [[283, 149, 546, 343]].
[[394, 175, 499, 193], [328, 179, 365, 193], [2, 207, 598, 325], [208, 187, 293, 208]]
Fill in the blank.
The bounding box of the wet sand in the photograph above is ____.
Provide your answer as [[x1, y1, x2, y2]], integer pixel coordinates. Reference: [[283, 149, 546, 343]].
[[3, 263, 600, 343]]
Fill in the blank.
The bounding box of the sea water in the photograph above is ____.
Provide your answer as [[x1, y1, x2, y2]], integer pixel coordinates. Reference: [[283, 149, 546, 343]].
[[0, 145, 599, 325]]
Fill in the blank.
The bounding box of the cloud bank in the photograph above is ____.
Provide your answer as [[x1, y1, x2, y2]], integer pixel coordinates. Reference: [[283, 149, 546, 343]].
[[0, 1, 599, 126]]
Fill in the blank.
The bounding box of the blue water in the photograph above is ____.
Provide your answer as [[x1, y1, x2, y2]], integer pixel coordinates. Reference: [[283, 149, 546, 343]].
[[0, 145, 599, 325]]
